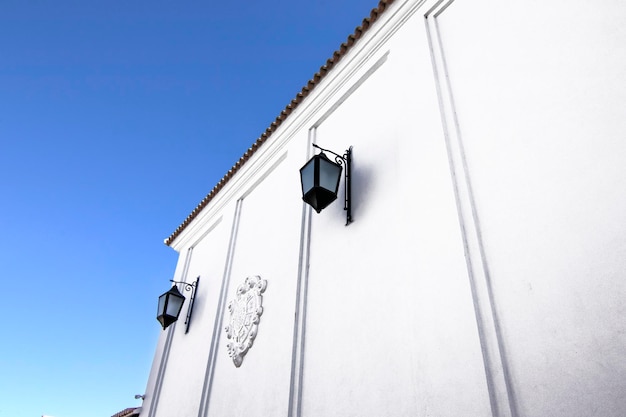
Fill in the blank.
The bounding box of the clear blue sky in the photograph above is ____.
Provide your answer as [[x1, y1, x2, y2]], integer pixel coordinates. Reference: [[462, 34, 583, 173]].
[[0, 1, 377, 416]]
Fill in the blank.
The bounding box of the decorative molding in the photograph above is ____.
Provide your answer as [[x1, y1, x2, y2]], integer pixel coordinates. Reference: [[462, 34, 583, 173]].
[[197, 199, 243, 417], [170, 149, 287, 252], [224, 275, 268, 367], [287, 130, 315, 417], [425, 1, 516, 417]]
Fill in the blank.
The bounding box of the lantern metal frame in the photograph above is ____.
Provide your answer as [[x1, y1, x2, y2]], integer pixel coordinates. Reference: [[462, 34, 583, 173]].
[[309, 144, 353, 225], [157, 276, 200, 334]]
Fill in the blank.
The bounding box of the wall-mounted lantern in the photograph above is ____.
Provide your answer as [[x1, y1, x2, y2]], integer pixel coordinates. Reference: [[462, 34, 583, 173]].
[[299, 144, 353, 225], [156, 276, 199, 333]]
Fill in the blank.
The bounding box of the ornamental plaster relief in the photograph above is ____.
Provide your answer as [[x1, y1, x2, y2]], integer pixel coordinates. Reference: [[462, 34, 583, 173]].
[[224, 275, 267, 367]]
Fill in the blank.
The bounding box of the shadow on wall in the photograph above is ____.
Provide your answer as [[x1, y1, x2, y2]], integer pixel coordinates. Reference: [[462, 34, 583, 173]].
[[349, 151, 375, 224]]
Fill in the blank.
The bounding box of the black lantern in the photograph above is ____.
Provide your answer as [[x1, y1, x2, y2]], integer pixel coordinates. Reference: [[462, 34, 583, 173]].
[[157, 285, 185, 330], [156, 277, 199, 332], [299, 144, 352, 224]]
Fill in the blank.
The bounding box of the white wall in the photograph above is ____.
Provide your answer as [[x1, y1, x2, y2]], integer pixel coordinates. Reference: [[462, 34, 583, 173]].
[[153, 215, 232, 417], [436, 1, 626, 416], [301, 13, 490, 416], [204, 142, 305, 417], [142, 1, 626, 416]]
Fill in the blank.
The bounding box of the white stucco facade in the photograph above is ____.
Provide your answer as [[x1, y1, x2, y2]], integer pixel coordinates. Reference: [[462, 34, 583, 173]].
[[141, 1, 626, 416]]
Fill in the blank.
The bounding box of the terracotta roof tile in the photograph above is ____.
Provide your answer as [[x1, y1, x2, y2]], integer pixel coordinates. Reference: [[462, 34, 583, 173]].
[[111, 407, 141, 417], [165, 0, 395, 246]]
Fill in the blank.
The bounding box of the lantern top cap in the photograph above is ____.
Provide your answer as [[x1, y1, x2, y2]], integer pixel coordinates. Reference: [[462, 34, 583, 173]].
[[314, 151, 341, 166], [162, 284, 184, 298], [311, 143, 351, 165]]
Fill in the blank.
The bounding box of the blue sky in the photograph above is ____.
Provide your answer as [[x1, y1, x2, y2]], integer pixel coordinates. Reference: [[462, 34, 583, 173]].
[[0, 1, 378, 416]]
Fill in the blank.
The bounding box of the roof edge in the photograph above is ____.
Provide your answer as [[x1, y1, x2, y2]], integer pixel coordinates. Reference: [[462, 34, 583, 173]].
[[111, 407, 141, 417], [165, 0, 395, 247]]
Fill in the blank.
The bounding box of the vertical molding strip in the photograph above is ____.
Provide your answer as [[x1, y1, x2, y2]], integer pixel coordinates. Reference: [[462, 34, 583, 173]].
[[197, 199, 244, 417], [425, 2, 517, 417], [287, 129, 315, 417], [146, 324, 173, 417], [147, 247, 194, 417]]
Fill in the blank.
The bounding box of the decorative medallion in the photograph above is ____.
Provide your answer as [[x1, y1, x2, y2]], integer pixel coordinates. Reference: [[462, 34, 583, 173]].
[[224, 275, 267, 367]]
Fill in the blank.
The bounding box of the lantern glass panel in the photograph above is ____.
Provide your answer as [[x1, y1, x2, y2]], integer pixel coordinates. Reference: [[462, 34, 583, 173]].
[[300, 158, 316, 194], [157, 293, 167, 316], [166, 290, 185, 317], [318, 157, 342, 194]]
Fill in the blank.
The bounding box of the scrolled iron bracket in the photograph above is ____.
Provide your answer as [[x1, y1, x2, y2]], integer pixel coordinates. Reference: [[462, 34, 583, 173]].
[[170, 276, 200, 334]]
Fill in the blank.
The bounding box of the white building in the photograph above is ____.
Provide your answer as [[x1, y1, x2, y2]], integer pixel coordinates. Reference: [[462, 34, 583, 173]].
[[140, 0, 626, 416]]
